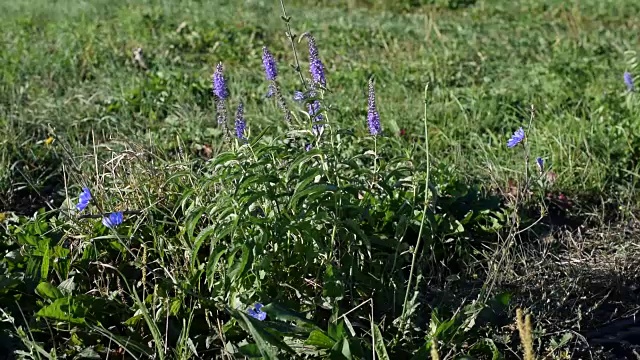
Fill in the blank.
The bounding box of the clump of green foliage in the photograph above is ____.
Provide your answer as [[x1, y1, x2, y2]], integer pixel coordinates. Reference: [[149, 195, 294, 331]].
[[2, 0, 640, 359]]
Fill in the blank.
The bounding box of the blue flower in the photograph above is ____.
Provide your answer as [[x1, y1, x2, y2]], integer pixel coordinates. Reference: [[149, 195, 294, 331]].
[[293, 91, 305, 102], [624, 71, 635, 92], [536, 157, 544, 172], [265, 84, 275, 98], [367, 78, 381, 136], [305, 144, 313, 152], [235, 102, 246, 140], [76, 187, 91, 212], [102, 212, 124, 228], [305, 34, 326, 87], [212, 62, 229, 100], [262, 47, 278, 81], [304, 90, 324, 136], [507, 127, 525, 148], [248, 303, 266, 321]]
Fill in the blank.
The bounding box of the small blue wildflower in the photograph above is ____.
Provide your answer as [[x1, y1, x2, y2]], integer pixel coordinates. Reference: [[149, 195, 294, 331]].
[[235, 102, 246, 140], [624, 71, 635, 92], [76, 187, 91, 212], [507, 127, 525, 148], [212, 62, 229, 100], [293, 91, 305, 102], [248, 303, 266, 321], [536, 157, 544, 172], [102, 211, 124, 229], [305, 144, 313, 152], [305, 34, 326, 87], [262, 47, 278, 81], [367, 78, 381, 136], [306, 91, 323, 136]]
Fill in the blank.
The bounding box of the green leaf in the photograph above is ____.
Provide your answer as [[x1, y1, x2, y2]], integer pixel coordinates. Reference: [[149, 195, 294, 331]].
[[248, 125, 271, 146], [232, 310, 297, 359], [228, 245, 252, 282], [372, 324, 390, 360], [191, 224, 217, 262], [206, 246, 227, 290], [323, 265, 344, 300], [328, 319, 346, 341], [186, 206, 206, 241], [261, 303, 318, 329], [36, 282, 64, 300], [40, 240, 50, 281], [210, 151, 239, 167], [289, 183, 336, 213], [238, 343, 262, 358], [58, 276, 76, 296], [36, 298, 86, 324], [305, 330, 336, 349], [329, 337, 352, 360]]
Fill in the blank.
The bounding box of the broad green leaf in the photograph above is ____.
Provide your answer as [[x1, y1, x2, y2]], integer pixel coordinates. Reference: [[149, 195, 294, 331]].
[[36, 282, 64, 300], [305, 330, 336, 349], [329, 338, 352, 360], [328, 319, 346, 341], [372, 324, 390, 360], [36, 298, 86, 324], [261, 303, 318, 329]]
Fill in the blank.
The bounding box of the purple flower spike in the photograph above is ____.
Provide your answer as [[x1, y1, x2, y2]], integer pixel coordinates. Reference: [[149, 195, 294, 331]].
[[305, 34, 326, 87], [102, 211, 124, 229], [507, 127, 525, 148], [248, 303, 266, 321], [367, 78, 381, 136], [76, 187, 91, 212], [212, 62, 229, 100], [262, 47, 278, 81], [624, 71, 635, 92], [235, 102, 246, 140]]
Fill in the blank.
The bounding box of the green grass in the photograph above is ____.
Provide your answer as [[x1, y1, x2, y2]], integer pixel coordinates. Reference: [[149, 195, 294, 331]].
[[2, 0, 640, 358]]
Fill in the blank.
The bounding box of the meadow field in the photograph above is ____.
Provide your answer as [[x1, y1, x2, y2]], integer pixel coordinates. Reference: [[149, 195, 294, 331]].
[[2, 0, 640, 358]]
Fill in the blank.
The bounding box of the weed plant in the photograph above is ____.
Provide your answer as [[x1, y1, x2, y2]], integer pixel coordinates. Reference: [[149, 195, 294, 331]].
[[2, 0, 640, 359]]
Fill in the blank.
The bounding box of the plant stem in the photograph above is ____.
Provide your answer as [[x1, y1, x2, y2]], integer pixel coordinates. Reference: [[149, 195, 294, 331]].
[[400, 83, 431, 332]]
